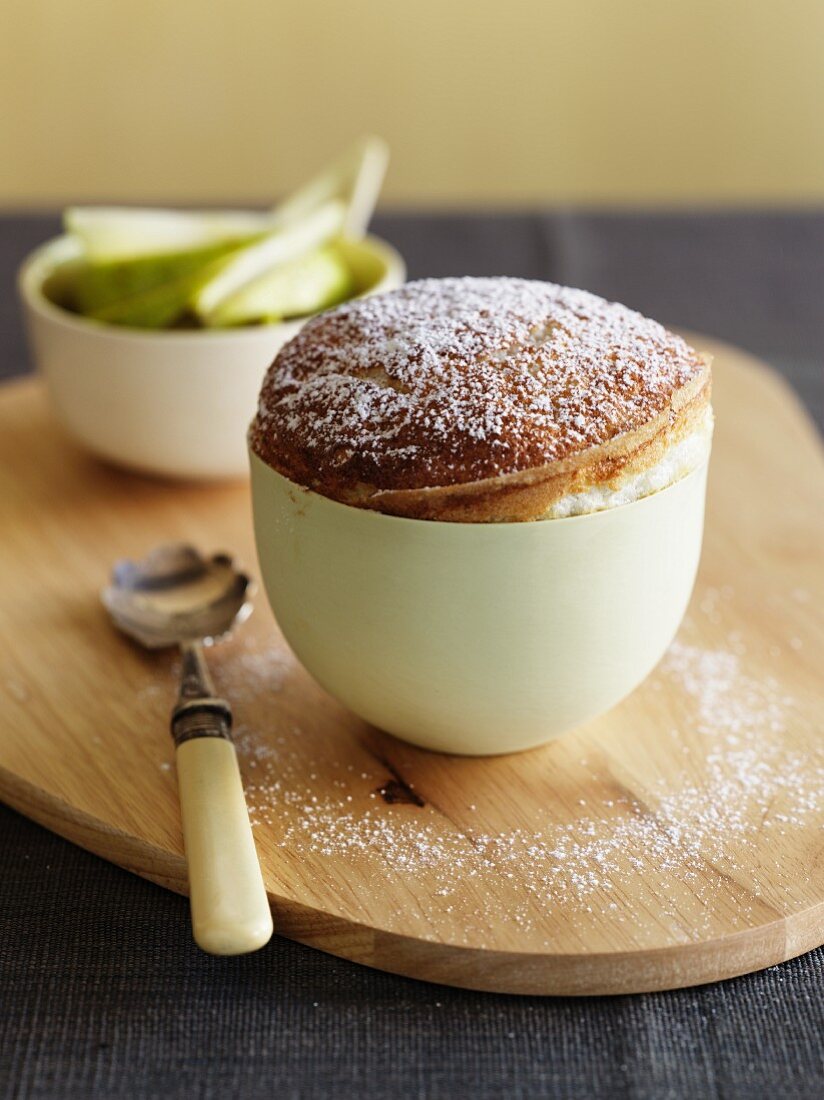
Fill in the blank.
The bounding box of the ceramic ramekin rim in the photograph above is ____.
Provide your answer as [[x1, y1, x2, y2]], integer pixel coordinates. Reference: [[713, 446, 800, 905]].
[[17, 231, 406, 346], [248, 447, 711, 532]]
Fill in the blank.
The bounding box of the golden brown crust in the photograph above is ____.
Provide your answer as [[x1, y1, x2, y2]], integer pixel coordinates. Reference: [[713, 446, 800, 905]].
[[250, 278, 712, 522], [363, 371, 711, 521]]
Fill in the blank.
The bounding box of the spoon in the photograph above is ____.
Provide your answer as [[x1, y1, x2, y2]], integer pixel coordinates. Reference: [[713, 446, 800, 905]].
[[102, 543, 273, 955]]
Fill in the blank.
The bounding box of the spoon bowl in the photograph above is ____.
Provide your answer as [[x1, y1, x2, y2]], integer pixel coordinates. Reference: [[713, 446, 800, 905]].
[[102, 544, 253, 649]]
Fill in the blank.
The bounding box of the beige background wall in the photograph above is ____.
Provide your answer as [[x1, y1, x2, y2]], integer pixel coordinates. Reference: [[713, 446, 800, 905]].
[[2, 0, 823, 208]]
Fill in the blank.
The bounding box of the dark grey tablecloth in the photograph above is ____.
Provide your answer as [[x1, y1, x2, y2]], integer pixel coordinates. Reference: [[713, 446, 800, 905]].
[[2, 213, 823, 1100]]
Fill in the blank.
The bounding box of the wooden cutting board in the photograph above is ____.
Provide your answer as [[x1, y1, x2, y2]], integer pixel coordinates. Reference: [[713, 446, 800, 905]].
[[0, 335, 822, 996]]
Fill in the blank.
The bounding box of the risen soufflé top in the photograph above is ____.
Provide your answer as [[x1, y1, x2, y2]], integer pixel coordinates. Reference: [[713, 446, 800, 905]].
[[249, 277, 711, 521]]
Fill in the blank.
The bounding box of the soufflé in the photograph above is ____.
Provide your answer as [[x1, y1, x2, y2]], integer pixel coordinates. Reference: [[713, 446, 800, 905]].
[[249, 277, 712, 521]]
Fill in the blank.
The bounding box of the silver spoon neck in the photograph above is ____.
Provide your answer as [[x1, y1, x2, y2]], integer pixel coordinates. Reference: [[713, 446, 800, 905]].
[[171, 640, 233, 747], [178, 639, 216, 703]]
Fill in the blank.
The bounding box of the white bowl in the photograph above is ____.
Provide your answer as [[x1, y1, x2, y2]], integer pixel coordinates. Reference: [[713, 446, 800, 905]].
[[250, 453, 710, 755], [18, 234, 405, 480]]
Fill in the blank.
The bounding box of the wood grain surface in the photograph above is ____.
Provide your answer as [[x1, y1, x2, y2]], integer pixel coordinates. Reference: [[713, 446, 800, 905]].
[[0, 336, 822, 995]]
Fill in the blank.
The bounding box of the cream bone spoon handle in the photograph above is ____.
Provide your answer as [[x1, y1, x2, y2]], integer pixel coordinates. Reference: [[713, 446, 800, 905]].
[[171, 639, 273, 955]]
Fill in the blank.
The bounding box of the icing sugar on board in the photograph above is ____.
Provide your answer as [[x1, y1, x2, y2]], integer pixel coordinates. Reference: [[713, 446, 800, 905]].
[[0, 334, 822, 995]]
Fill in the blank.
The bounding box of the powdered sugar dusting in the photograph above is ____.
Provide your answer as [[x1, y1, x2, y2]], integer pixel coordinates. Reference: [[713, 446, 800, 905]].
[[251, 277, 707, 497], [227, 622, 821, 946]]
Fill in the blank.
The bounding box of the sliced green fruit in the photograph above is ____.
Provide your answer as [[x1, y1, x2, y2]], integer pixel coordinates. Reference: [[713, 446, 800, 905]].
[[58, 135, 389, 329], [91, 272, 205, 329], [65, 239, 247, 319], [190, 200, 345, 322], [63, 240, 248, 323], [207, 245, 355, 327], [63, 132, 386, 266], [272, 135, 388, 239], [65, 206, 273, 262]]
